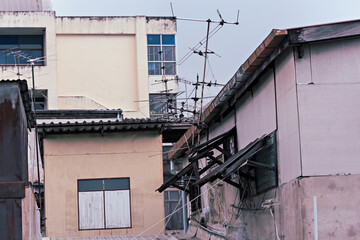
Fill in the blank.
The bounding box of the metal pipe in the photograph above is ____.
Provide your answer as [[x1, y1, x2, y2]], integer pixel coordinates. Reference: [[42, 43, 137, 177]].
[[181, 180, 188, 233], [198, 20, 211, 144], [31, 62, 42, 211], [314, 196, 318, 240]]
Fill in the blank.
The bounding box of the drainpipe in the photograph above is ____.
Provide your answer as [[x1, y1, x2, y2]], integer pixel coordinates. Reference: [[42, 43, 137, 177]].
[[181, 180, 188, 233], [170, 160, 188, 233]]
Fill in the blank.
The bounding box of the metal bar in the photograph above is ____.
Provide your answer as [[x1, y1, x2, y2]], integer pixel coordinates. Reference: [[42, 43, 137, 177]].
[[243, 160, 276, 171], [214, 146, 231, 158], [31, 62, 42, 211], [198, 20, 211, 144]]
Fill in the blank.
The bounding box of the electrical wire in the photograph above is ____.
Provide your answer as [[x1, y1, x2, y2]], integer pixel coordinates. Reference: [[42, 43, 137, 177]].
[[132, 175, 230, 238]]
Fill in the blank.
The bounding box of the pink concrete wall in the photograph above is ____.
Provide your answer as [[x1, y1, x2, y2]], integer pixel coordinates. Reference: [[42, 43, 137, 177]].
[[275, 49, 302, 183], [235, 68, 277, 149], [295, 39, 360, 176]]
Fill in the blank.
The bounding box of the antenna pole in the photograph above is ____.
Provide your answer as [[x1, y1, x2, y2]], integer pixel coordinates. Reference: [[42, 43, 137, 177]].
[[30, 61, 42, 214], [197, 20, 211, 144]]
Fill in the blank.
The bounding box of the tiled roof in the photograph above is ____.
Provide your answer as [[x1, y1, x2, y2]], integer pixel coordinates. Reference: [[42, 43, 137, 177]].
[[38, 118, 167, 134]]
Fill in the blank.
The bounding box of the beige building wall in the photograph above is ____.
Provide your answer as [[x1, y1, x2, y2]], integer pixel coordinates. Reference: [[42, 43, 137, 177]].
[[44, 131, 165, 238], [56, 17, 177, 118], [0, 11, 58, 109]]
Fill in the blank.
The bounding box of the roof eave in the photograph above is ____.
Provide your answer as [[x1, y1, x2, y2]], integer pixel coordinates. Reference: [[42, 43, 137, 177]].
[[168, 29, 288, 160]]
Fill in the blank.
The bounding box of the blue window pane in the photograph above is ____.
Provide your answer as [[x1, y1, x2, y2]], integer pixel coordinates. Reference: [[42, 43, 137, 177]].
[[147, 46, 161, 61], [6, 54, 16, 65], [19, 50, 31, 64], [30, 50, 43, 65], [164, 192, 168, 200], [147, 34, 160, 45], [0, 51, 5, 64], [19, 35, 43, 49], [148, 62, 161, 75], [162, 35, 175, 45], [164, 62, 176, 75], [163, 46, 175, 61], [170, 191, 179, 200], [0, 35, 17, 50], [104, 178, 129, 190], [78, 179, 103, 191]]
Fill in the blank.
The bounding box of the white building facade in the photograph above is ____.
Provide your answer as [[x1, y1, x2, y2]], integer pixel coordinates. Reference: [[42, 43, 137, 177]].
[[0, 10, 178, 118]]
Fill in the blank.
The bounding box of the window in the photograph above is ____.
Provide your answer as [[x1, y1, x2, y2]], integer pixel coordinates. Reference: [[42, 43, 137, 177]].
[[78, 178, 131, 230], [149, 93, 176, 117], [164, 190, 183, 230], [0, 35, 43, 65], [147, 34, 176, 75], [31, 89, 47, 110]]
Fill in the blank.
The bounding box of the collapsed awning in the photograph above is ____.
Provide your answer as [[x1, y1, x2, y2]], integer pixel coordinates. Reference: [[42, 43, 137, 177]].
[[157, 130, 276, 193]]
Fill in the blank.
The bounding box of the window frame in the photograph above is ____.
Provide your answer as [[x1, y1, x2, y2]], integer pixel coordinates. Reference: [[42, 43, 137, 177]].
[[77, 177, 132, 231], [147, 34, 176, 76], [149, 93, 176, 117], [0, 35, 44, 66], [164, 189, 184, 230]]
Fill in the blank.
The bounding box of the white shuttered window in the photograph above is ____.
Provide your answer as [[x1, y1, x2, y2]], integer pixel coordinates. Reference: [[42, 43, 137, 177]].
[[78, 178, 131, 230]]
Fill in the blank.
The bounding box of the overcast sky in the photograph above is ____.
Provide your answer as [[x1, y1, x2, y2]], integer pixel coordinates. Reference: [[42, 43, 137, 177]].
[[51, 0, 360, 103]]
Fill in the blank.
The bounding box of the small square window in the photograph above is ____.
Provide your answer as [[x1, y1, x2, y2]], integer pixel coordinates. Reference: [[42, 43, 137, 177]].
[[78, 178, 131, 230]]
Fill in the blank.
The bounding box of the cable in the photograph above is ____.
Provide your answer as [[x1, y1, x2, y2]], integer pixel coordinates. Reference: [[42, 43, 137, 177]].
[[132, 175, 229, 238], [270, 207, 281, 240]]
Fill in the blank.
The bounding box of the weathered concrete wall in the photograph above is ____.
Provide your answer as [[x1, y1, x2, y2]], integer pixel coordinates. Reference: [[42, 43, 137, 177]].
[[300, 175, 360, 239], [56, 16, 178, 117], [226, 174, 360, 240], [22, 186, 41, 240], [0, 12, 58, 108], [294, 39, 360, 176], [44, 131, 164, 238]]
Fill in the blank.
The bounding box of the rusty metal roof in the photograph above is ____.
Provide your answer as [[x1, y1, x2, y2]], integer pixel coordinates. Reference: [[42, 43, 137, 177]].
[[0, 79, 34, 128]]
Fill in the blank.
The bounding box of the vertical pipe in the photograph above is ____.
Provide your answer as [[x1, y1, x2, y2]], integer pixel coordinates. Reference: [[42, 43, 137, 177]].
[[182, 183, 188, 233], [314, 196, 318, 240], [31, 62, 42, 218]]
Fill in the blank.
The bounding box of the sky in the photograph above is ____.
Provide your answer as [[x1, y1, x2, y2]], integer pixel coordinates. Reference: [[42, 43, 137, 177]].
[[51, 0, 360, 105]]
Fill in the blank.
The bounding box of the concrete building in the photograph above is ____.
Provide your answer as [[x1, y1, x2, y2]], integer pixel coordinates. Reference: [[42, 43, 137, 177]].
[[38, 116, 170, 238], [0, 8, 178, 118], [158, 20, 360, 239], [0, 80, 42, 240]]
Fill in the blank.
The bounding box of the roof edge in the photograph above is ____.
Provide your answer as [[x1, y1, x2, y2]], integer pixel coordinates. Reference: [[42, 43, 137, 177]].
[[168, 29, 288, 160]]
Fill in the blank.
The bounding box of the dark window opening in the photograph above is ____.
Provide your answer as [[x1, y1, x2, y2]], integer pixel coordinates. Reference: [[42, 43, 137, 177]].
[[164, 190, 184, 230], [149, 93, 176, 117], [0, 35, 43, 65], [31, 89, 47, 110]]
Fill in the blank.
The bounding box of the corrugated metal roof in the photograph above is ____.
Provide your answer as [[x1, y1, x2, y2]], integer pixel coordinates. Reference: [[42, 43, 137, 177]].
[[0, 0, 52, 11]]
